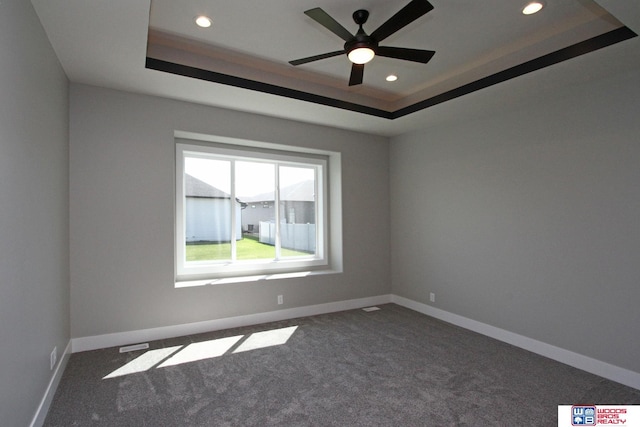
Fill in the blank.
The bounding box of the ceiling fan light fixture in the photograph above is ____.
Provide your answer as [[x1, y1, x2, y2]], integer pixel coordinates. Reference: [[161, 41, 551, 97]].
[[522, 2, 544, 15], [348, 47, 375, 64]]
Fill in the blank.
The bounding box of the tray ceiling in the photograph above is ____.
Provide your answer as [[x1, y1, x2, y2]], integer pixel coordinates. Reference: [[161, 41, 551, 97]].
[[146, 0, 634, 117]]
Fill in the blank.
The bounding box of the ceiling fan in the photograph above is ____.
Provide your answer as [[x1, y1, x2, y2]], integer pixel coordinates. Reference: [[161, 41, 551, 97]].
[[289, 0, 436, 86]]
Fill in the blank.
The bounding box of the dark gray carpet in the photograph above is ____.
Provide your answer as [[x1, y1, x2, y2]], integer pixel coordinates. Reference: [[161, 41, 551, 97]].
[[44, 304, 640, 426]]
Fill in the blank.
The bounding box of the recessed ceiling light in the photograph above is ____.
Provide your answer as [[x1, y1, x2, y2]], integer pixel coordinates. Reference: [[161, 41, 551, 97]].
[[386, 74, 398, 82], [522, 2, 544, 15], [195, 16, 212, 28]]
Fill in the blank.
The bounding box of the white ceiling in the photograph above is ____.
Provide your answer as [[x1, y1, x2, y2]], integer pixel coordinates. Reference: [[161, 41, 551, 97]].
[[31, 0, 640, 137]]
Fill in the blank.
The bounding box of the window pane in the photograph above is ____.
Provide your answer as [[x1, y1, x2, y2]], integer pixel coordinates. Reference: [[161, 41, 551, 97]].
[[236, 161, 276, 260], [279, 166, 316, 257], [184, 157, 232, 261], [175, 140, 333, 282]]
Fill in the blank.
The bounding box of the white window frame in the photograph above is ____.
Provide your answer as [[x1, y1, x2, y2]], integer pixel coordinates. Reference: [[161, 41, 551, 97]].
[[175, 134, 340, 284]]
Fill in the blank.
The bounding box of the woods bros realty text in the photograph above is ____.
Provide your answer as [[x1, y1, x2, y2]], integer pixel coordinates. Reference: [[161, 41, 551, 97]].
[[558, 405, 640, 426]]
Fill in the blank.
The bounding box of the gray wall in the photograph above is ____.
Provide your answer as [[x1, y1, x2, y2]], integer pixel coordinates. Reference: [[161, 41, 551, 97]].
[[69, 84, 390, 338], [0, 0, 70, 425], [390, 44, 640, 373]]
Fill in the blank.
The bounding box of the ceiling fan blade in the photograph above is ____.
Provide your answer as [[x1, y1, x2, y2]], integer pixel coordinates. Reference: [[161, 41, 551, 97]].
[[348, 63, 364, 86], [376, 46, 435, 64], [289, 50, 345, 66], [304, 8, 354, 42], [370, 0, 434, 43]]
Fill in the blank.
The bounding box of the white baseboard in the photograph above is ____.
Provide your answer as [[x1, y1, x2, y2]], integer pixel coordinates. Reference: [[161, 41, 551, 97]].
[[69, 293, 639, 391], [72, 294, 393, 353], [391, 295, 640, 391], [30, 340, 72, 427]]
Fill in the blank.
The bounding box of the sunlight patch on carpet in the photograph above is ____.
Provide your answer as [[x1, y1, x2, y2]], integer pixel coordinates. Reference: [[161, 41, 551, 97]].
[[158, 335, 244, 368], [103, 325, 300, 379], [233, 326, 298, 353], [103, 346, 182, 379]]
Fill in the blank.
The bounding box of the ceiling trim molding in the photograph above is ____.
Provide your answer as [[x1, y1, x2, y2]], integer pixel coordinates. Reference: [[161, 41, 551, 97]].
[[146, 26, 636, 120], [145, 57, 392, 119], [394, 26, 637, 118]]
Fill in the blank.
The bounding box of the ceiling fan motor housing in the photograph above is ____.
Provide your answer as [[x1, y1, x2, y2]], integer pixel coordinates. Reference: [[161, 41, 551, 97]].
[[345, 34, 378, 54], [345, 10, 377, 54]]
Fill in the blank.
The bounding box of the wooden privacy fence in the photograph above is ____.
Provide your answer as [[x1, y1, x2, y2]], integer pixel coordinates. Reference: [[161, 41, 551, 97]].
[[259, 221, 316, 253]]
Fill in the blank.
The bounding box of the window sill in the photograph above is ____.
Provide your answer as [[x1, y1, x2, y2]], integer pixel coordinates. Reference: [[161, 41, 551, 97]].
[[175, 268, 342, 288]]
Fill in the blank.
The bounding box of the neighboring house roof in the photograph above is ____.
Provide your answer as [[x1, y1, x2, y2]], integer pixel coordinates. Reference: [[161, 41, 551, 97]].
[[185, 174, 229, 199], [242, 180, 315, 203]]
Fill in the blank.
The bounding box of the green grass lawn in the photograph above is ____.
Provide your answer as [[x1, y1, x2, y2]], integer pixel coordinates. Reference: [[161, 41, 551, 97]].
[[186, 235, 311, 261]]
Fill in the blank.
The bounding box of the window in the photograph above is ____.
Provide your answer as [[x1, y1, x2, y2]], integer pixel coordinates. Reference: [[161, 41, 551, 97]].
[[175, 135, 341, 283]]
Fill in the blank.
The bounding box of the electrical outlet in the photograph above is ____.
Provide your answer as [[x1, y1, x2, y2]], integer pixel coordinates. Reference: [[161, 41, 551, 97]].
[[429, 292, 436, 303], [277, 295, 283, 305], [50, 347, 57, 370]]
